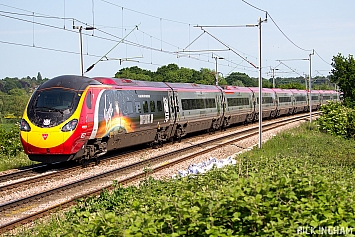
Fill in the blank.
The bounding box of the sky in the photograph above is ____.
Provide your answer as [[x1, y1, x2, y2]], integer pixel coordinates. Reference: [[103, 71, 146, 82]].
[[0, 0, 354, 81]]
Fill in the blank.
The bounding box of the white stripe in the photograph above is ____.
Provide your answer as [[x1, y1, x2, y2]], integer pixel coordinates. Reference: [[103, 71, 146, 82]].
[[89, 89, 106, 139]]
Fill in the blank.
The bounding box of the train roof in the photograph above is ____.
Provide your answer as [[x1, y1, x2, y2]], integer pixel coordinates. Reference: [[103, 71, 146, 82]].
[[93, 77, 221, 92], [314, 90, 337, 94], [93, 77, 170, 89], [38, 75, 102, 91], [164, 82, 220, 92], [221, 86, 253, 93], [271, 88, 293, 93], [288, 89, 307, 94], [248, 87, 275, 94]]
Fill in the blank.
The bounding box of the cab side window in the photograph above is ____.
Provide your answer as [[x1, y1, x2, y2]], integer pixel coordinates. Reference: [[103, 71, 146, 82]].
[[86, 91, 92, 109]]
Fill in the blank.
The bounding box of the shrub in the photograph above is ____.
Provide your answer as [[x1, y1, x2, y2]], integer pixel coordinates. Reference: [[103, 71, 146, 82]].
[[0, 123, 23, 157], [317, 101, 355, 139]]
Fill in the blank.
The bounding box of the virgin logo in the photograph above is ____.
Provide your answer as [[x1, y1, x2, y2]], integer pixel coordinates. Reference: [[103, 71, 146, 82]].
[[42, 134, 48, 140]]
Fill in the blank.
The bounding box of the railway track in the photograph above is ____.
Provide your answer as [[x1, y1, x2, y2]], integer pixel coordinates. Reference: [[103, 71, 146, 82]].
[[0, 113, 315, 234]]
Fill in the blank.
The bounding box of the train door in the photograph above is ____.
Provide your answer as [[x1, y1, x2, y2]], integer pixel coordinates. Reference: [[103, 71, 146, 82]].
[[216, 94, 222, 116], [84, 88, 95, 138], [174, 92, 180, 122], [221, 93, 226, 115], [168, 92, 177, 123], [165, 91, 173, 123]]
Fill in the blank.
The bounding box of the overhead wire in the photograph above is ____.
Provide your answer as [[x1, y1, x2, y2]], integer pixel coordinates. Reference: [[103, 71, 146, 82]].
[[0, 2, 263, 76], [100, 0, 190, 25], [314, 50, 332, 66], [241, 0, 312, 52]]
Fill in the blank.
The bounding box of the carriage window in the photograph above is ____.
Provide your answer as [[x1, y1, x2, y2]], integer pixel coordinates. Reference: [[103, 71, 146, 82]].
[[262, 97, 273, 104], [311, 96, 319, 101], [150, 101, 156, 112], [205, 98, 216, 108], [143, 100, 149, 113], [86, 91, 92, 109], [227, 98, 250, 106], [157, 101, 163, 112], [181, 99, 205, 110], [279, 97, 291, 103], [295, 96, 307, 102]]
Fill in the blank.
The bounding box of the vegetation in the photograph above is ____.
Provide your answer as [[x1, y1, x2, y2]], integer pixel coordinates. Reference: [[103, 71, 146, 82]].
[[9, 123, 355, 236], [317, 101, 355, 139], [114, 64, 333, 89], [0, 72, 47, 121], [0, 73, 45, 170], [115, 64, 229, 85], [0, 124, 36, 171], [330, 53, 355, 108]]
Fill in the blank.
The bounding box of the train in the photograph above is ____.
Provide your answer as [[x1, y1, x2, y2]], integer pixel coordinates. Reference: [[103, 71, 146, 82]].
[[19, 75, 340, 164]]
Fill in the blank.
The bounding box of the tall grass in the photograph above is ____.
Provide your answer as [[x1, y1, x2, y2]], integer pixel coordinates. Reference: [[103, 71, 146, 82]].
[[0, 123, 36, 172]]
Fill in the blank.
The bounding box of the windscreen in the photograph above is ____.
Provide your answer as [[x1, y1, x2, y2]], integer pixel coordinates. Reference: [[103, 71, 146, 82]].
[[35, 88, 76, 111], [27, 88, 80, 127]]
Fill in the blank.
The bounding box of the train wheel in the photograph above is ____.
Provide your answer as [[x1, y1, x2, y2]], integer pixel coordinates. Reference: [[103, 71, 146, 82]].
[[81, 159, 89, 168], [95, 158, 100, 165]]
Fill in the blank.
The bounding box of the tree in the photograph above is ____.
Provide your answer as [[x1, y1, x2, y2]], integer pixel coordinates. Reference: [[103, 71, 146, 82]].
[[194, 68, 215, 85], [37, 72, 43, 81], [279, 82, 306, 90], [225, 72, 257, 87], [8, 88, 27, 96], [231, 80, 244, 87], [114, 66, 153, 81], [3, 77, 21, 93], [329, 53, 355, 107]]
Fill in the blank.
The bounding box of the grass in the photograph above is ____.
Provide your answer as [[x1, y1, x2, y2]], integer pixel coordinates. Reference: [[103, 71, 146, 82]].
[[4, 123, 355, 236], [0, 122, 37, 172], [0, 152, 36, 172]]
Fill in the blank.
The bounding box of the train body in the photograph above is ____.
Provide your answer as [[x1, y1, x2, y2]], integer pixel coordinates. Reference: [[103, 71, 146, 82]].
[[20, 75, 340, 164]]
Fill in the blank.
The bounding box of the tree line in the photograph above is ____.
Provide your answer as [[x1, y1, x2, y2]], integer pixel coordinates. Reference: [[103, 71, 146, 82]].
[[0, 72, 48, 122], [114, 64, 334, 90]]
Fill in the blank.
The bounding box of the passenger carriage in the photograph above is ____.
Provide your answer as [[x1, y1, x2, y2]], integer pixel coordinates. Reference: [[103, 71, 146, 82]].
[[249, 87, 277, 120], [318, 90, 339, 105], [164, 82, 223, 139], [309, 90, 321, 111], [93, 77, 175, 149], [289, 89, 308, 113], [272, 88, 294, 116], [221, 85, 254, 126]]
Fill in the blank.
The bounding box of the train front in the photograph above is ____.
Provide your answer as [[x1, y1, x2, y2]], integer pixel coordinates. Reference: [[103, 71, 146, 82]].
[[20, 75, 100, 163]]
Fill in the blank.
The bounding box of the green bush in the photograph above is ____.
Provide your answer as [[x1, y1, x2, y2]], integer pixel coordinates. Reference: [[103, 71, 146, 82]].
[[0, 123, 23, 157], [317, 101, 355, 139], [0, 123, 36, 171]]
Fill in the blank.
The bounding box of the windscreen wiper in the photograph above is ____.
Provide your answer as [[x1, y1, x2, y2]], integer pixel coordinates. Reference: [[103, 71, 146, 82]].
[[35, 106, 64, 114]]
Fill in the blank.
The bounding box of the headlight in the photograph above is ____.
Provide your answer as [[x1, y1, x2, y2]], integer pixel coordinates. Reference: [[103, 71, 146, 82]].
[[61, 119, 78, 132], [20, 119, 31, 131]]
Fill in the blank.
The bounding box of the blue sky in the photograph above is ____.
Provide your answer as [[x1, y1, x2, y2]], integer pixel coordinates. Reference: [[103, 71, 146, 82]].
[[0, 1, 354, 81]]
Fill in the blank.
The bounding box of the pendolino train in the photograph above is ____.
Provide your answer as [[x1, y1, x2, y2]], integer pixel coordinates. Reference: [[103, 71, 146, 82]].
[[19, 75, 340, 164]]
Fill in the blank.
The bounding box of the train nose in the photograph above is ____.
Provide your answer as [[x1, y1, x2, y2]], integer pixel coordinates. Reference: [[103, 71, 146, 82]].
[[25, 131, 65, 154]]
